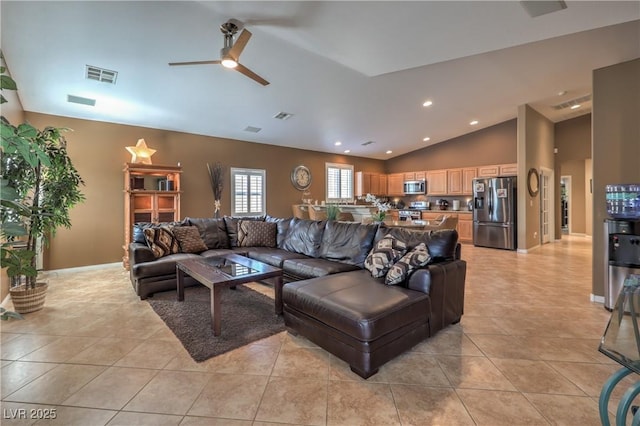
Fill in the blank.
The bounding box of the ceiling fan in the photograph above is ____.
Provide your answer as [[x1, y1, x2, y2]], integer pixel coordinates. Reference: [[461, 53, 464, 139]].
[[169, 21, 269, 86]]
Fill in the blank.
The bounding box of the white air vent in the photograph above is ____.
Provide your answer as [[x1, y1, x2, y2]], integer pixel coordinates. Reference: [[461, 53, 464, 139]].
[[86, 65, 118, 84], [67, 94, 96, 106], [552, 94, 591, 110], [273, 112, 293, 120], [361, 141, 376, 146], [244, 126, 262, 133]]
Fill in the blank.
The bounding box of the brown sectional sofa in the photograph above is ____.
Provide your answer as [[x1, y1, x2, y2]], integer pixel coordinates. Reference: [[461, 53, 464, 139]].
[[128, 216, 467, 378]]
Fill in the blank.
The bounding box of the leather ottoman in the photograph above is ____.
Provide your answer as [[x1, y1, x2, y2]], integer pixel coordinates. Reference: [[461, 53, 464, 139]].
[[283, 269, 432, 378]]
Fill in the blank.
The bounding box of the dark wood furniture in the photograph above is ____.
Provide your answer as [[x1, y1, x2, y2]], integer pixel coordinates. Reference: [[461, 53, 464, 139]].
[[123, 163, 182, 269], [176, 254, 283, 336]]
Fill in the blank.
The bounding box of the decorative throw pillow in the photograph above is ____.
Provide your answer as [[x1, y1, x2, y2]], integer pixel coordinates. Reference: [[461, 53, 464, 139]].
[[237, 220, 277, 247], [170, 226, 208, 253], [143, 226, 179, 258], [364, 236, 407, 278], [385, 243, 432, 285]]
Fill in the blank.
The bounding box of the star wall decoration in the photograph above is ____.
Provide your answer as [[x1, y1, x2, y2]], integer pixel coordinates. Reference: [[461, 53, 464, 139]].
[[126, 139, 156, 164]]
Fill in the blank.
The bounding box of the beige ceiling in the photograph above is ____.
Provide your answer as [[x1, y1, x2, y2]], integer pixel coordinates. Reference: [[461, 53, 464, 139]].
[[2, 1, 639, 159]]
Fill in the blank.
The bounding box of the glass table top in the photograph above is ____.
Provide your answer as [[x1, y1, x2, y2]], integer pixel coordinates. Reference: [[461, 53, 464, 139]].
[[599, 274, 640, 374]]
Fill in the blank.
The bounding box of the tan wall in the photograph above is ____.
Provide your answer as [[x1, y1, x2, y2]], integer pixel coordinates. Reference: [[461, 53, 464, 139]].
[[386, 120, 517, 173], [592, 58, 640, 298], [555, 114, 592, 236], [585, 158, 593, 237], [23, 112, 384, 270], [517, 105, 555, 251]]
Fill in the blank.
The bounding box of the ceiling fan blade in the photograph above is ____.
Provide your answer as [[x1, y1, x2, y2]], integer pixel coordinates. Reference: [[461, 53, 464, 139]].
[[235, 63, 270, 86], [228, 29, 252, 61], [168, 60, 221, 66]]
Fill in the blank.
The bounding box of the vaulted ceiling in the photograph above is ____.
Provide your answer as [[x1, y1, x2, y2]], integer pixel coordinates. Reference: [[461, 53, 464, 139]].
[[2, 1, 639, 159]]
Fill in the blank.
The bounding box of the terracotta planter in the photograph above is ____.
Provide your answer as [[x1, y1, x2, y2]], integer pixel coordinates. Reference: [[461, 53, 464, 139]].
[[10, 282, 48, 314]]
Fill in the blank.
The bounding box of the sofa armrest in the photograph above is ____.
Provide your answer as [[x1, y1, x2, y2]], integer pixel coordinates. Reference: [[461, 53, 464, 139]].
[[407, 260, 467, 335], [129, 242, 155, 266]]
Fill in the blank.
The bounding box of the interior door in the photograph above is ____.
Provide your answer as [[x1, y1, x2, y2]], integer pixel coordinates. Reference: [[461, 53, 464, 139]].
[[540, 168, 552, 244]]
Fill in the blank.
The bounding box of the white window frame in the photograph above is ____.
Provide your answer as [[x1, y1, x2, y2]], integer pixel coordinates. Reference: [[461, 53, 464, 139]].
[[325, 162, 354, 203], [230, 168, 266, 216]]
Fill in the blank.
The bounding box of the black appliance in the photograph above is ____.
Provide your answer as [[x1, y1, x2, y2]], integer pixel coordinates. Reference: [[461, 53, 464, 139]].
[[403, 180, 426, 195], [606, 219, 640, 311], [398, 201, 428, 221]]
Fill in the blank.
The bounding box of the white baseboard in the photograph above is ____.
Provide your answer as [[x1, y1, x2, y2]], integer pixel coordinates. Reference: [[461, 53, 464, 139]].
[[42, 262, 122, 275], [517, 244, 540, 254], [590, 294, 605, 304]]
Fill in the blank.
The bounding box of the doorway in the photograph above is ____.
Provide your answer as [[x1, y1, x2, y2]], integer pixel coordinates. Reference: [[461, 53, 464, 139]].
[[561, 176, 571, 234], [539, 167, 554, 244]]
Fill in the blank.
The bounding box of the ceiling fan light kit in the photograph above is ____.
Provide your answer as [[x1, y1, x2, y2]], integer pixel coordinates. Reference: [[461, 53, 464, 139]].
[[169, 19, 269, 86]]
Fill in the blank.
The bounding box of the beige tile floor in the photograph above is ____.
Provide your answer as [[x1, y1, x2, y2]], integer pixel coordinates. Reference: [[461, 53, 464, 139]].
[[1, 236, 638, 425]]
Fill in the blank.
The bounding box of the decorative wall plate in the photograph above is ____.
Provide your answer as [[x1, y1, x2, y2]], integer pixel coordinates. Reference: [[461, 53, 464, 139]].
[[527, 167, 539, 197], [291, 165, 312, 190]]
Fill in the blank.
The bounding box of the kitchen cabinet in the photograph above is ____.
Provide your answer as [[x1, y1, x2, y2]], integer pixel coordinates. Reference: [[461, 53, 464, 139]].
[[420, 211, 472, 244], [462, 167, 477, 195], [421, 211, 445, 221], [355, 172, 371, 197], [447, 169, 463, 195], [477, 165, 500, 177], [499, 163, 518, 176], [379, 174, 388, 195], [355, 172, 386, 196], [457, 214, 473, 243], [403, 171, 426, 181], [426, 169, 447, 195], [477, 163, 517, 178], [387, 173, 404, 196], [123, 163, 182, 269]]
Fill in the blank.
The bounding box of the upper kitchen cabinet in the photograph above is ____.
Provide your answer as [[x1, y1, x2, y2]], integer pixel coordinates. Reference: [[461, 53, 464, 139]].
[[387, 173, 404, 196], [462, 167, 477, 194], [426, 169, 447, 195], [403, 171, 426, 181], [355, 172, 386, 196], [477, 165, 500, 177], [447, 169, 463, 195], [477, 163, 517, 177], [499, 163, 517, 176]]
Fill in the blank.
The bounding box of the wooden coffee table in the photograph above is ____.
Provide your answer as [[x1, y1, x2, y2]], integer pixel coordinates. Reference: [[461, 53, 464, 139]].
[[176, 254, 283, 336]]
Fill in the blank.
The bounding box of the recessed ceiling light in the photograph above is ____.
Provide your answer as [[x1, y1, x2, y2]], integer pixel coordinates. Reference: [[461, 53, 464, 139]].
[[557, 90, 567, 96], [386, 150, 393, 154], [344, 149, 351, 154], [570, 104, 581, 110], [470, 120, 479, 126], [423, 137, 430, 142], [334, 141, 342, 146], [422, 100, 433, 107]]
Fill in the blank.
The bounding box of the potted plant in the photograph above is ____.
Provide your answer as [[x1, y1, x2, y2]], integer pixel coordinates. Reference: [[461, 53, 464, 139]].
[[365, 193, 391, 222], [1, 58, 85, 313], [326, 203, 341, 221]]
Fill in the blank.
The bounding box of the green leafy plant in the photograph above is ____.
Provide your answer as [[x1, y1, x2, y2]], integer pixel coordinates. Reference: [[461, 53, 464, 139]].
[[326, 203, 340, 221], [1, 53, 85, 289], [0, 307, 23, 321]]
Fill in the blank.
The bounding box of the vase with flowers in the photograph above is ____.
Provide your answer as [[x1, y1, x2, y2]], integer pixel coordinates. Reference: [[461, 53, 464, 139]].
[[365, 193, 390, 222]]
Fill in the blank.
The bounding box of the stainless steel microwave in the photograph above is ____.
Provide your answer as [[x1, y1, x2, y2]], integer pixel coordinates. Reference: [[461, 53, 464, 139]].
[[404, 180, 426, 194]]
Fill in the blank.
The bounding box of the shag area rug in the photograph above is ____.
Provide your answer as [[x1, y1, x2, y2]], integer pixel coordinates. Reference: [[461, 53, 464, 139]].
[[147, 284, 285, 362]]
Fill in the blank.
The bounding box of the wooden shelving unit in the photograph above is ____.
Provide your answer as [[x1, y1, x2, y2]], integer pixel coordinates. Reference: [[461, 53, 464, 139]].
[[123, 163, 182, 268]]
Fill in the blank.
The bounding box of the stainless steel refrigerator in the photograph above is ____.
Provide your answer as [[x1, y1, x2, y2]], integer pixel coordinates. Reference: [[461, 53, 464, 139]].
[[473, 176, 517, 250]]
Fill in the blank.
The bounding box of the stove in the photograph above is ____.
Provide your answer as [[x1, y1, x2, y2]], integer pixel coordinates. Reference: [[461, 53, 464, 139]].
[[398, 201, 430, 220]]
